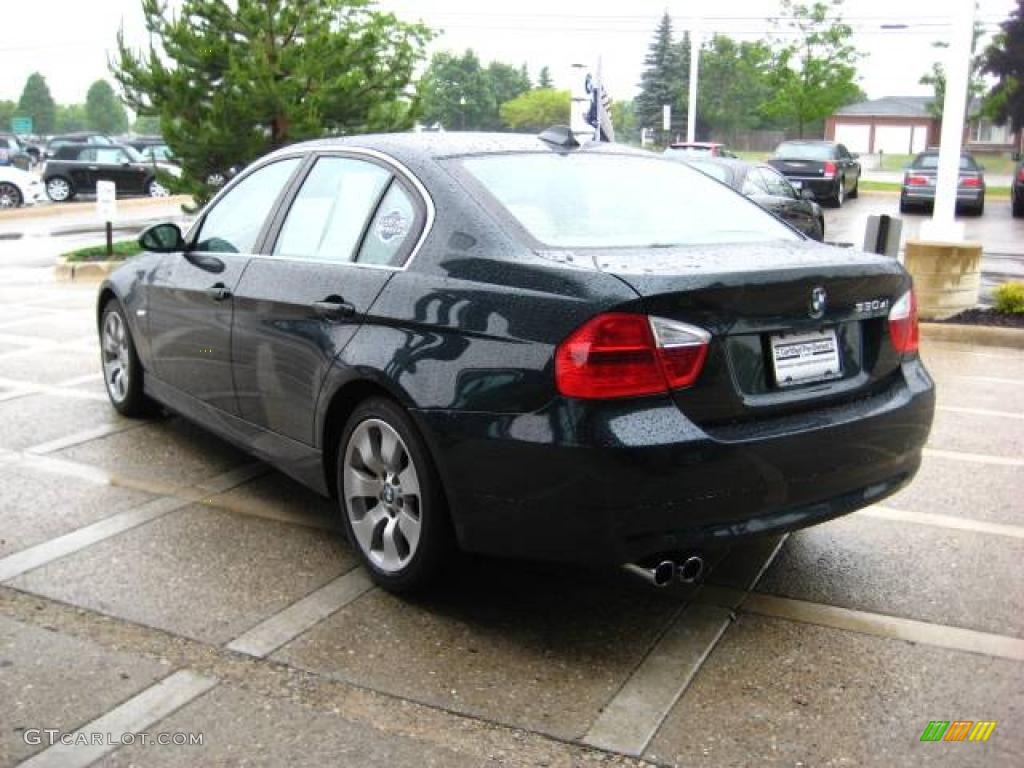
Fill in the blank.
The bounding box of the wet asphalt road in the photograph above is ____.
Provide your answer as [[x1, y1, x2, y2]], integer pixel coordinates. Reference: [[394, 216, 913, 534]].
[[0, 200, 1022, 767]]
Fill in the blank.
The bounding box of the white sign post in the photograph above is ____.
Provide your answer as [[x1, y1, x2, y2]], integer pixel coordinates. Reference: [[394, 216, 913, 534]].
[[96, 180, 117, 258], [96, 180, 117, 221]]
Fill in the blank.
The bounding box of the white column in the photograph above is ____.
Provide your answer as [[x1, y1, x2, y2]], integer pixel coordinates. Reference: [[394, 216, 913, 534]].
[[921, 1, 976, 242], [687, 29, 700, 143]]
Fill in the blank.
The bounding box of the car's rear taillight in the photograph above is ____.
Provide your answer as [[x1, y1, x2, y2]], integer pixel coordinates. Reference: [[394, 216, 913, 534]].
[[555, 313, 710, 399], [960, 176, 982, 187], [1017, 167, 1024, 182], [823, 161, 837, 178], [888, 290, 920, 355], [905, 175, 929, 186]]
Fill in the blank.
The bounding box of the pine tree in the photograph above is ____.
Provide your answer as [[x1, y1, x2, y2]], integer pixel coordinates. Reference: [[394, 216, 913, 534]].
[[112, 0, 431, 201], [538, 66, 553, 89], [17, 73, 56, 134], [634, 13, 687, 144], [85, 80, 129, 135]]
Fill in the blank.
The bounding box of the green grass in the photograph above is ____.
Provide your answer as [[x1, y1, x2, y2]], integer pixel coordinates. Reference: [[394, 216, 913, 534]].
[[859, 180, 1010, 197], [62, 240, 143, 263], [735, 150, 770, 163], [877, 152, 1019, 175]]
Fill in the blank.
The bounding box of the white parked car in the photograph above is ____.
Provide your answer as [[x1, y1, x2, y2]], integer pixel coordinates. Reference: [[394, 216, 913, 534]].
[[0, 166, 45, 209]]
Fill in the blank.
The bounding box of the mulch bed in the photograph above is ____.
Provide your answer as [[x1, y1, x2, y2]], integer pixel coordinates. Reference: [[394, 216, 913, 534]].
[[937, 308, 1024, 329]]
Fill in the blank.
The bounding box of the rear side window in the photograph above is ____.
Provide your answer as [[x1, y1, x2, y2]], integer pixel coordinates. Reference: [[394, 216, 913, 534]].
[[357, 182, 417, 266], [194, 158, 301, 254], [459, 153, 797, 248], [274, 157, 391, 263]]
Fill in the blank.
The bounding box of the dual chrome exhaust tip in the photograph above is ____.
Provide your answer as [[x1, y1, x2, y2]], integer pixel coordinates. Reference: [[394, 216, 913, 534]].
[[622, 555, 705, 588]]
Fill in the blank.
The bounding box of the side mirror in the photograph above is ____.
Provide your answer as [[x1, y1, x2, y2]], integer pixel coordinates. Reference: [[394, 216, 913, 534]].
[[1012, 151, 1021, 162], [139, 223, 185, 253], [800, 187, 816, 201]]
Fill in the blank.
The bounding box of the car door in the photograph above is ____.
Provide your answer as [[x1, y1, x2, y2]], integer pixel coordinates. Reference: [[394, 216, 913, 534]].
[[68, 146, 97, 192], [231, 152, 427, 445], [145, 156, 303, 414]]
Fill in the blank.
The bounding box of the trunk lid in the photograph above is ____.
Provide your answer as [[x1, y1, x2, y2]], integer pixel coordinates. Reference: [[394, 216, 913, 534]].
[[768, 158, 829, 178], [591, 240, 909, 426]]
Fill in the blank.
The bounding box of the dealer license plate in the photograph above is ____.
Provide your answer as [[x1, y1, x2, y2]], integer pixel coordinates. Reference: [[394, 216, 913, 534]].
[[770, 328, 842, 387]]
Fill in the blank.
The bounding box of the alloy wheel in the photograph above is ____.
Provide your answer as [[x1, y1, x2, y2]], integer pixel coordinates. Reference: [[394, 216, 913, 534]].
[[148, 180, 170, 197], [0, 182, 21, 208], [47, 178, 70, 202], [101, 311, 130, 403], [343, 418, 422, 574]]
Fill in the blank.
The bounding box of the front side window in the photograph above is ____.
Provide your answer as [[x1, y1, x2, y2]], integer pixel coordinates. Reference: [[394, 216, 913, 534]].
[[459, 153, 798, 248], [274, 157, 391, 263], [194, 158, 301, 254]]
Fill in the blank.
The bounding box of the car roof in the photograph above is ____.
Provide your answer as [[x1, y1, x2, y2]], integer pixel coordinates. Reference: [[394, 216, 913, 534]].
[[777, 139, 836, 145], [273, 131, 656, 165], [668, 142, 722, 148]]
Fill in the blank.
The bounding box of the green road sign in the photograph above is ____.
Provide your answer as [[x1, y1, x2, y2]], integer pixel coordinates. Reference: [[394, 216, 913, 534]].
[[10, 117, 33, 135]]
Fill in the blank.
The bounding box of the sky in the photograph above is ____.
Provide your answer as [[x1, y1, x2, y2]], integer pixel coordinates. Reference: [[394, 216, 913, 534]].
[[0, 0, 1018, 108]]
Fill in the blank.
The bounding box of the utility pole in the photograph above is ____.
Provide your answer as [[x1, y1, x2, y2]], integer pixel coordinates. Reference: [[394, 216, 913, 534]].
[[687, 28, 700, 143], [922, 1, 975, 242]]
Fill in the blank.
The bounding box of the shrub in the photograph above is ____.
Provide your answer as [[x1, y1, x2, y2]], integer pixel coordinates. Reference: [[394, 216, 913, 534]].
[[62, 240, 143, 263], [993, 281, 1024, 314]]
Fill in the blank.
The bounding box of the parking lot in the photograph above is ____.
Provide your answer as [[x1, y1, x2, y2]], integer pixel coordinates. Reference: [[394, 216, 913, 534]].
[[1, 193, 1023, 767]]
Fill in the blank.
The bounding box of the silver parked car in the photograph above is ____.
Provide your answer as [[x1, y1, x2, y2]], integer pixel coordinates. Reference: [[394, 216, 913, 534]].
[[899, 151, 986, 216]]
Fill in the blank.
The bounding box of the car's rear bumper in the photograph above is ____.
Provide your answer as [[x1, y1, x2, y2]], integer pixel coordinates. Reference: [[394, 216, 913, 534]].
[[415, 358, 934, 565], [902, 187, 984, 205]]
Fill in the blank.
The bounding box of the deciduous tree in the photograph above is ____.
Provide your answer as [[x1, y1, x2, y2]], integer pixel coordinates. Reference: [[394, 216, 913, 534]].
[[17, 73, 56, 134], [499, 88, 569, 132], [763, 0, 863, 137], [85, 80, 129, 135], [112, 0, 431, 201], [697, 35, 774, 139]]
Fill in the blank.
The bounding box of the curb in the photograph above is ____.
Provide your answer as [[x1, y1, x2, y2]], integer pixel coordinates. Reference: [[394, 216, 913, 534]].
[[920, 322, 1024, 350], [0, 195, 192, 223], [54, 257, 120, 283]]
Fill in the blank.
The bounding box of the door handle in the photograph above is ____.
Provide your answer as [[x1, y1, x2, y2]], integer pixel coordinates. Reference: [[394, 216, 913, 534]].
[[206, 283, 232, 302], [312, 298, 356, 321]]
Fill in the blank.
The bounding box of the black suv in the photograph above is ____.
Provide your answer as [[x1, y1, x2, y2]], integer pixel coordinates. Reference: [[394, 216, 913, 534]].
[[42, 143, 176, 202]]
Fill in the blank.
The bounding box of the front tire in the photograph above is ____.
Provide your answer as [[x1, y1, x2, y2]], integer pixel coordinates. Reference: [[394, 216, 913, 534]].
[[0, 182, 22, 209], [100, 300, 155, 418], [146, 178, 169, 197], [337, 398, 452, 593], [46, 176, 74, 203]]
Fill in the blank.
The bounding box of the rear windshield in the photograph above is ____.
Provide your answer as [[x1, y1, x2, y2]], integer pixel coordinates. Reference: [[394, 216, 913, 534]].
[[458, 153, 798, 248], [774, 142, 835, 161], [912, 154, 977, 170], [665, 145, 713, 155], [682, 159, 732, 184]]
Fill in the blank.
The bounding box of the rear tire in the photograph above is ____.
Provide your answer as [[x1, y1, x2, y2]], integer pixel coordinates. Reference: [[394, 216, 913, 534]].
[[46, 176, 74, 203], [899, 195, 912, 214], [1013, 194, 1024, 218], [831, 178, 845, 207], [99, 299, 156, 418], [337, 397, 453, 593], [973, 198, 985, 216]]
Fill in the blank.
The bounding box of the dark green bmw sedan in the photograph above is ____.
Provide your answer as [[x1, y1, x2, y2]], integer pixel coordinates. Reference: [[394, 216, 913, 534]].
[[96, 131, 934, 592]]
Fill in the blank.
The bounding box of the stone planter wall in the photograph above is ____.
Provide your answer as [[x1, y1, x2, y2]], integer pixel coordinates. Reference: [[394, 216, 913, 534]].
[[903, 240, 983, 321]]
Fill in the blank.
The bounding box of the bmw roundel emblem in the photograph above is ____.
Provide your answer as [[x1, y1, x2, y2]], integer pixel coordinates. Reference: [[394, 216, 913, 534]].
[[809, 286, 827, 319]]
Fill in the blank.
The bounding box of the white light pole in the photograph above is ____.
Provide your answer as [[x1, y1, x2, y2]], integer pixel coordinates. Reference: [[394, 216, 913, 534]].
[[687, 27, 701, 143], [921, 1, 976, 242]]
